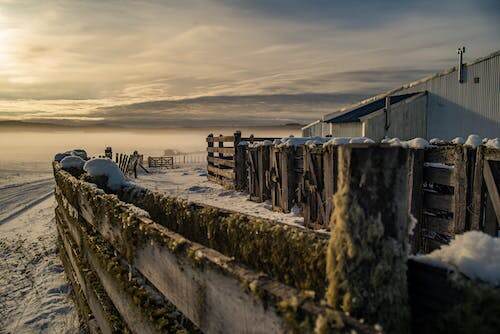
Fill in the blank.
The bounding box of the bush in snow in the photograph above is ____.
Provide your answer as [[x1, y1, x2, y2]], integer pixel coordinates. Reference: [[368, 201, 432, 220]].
[[83, 158, 127, 191]]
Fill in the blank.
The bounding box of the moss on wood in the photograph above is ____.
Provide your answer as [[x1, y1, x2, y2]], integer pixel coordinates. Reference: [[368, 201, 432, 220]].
[[116, 185, 329, 298], [57, 204, 200, 333]]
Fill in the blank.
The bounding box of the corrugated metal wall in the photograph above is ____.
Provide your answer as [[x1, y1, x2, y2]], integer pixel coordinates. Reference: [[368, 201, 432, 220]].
[[362, 93, 427, 140], [402, 54, 500, 139], [302, 121, 324, 137], [331, 122, 363, 137]]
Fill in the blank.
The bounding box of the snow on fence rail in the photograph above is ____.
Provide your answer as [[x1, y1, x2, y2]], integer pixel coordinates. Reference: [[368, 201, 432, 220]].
[[53, 161, 377, 334], [236, 139, 499, 254], [54, 145, 500, 333], [206, 131, 281, 189]]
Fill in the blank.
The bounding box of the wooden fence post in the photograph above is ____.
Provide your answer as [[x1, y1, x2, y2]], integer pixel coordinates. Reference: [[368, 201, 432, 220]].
[[234, 131, 247, 190], [326, 145, 410, 333], [207, 133, 214, 162], [470, 146, 485, 231], [453, 145, 469, 234], [408, 148, 424, 254]]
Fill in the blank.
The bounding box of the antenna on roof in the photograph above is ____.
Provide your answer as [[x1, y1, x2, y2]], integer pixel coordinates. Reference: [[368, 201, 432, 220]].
[[457, 46, 466, 83]]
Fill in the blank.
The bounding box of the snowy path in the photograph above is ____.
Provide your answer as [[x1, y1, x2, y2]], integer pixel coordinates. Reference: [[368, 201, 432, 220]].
[[0, 179, 79, 334], [0, 178, 54, 224]]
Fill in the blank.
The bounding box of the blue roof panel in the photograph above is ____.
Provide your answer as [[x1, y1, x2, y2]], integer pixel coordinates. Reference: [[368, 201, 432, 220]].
[[326, 93, 419, 123]]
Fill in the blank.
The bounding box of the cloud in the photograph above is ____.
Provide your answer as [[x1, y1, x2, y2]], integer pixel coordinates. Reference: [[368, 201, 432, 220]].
[[0, 0, 498, 127]]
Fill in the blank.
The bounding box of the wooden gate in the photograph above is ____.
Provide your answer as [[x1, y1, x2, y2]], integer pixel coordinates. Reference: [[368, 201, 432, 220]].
[[247, 145, 272, 202], [470, 146, 500, 236], [269, 146, 304, 213], [302, 145, 327, 229], [410, 145, 475, 253]]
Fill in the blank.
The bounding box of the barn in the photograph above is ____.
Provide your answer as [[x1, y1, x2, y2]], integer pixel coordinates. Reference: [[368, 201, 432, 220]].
[[302, 49, 500, 140]]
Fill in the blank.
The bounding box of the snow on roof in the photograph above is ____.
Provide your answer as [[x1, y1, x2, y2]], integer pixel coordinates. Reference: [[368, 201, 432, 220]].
[[414, 231, 500, 286], [83, 158, 128, 191], [60, 156, 85, 170]]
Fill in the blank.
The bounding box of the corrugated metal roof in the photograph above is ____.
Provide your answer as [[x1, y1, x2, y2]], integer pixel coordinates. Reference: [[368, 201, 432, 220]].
[[325, 93, 419, 123]]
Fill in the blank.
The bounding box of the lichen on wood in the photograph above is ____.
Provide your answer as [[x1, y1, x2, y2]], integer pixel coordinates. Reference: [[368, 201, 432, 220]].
[[109, 183, 330, 297], [326, 146, 410, 333]]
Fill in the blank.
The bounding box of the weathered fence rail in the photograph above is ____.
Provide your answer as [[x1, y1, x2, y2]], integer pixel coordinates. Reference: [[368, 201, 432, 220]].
[[113, 152, 143, 178], [206, 131, 280, 189], [55, 142, 500, 333], [53, 162, 375, 334], [147, 156, 173, 168], [240, 140, 499, 252]]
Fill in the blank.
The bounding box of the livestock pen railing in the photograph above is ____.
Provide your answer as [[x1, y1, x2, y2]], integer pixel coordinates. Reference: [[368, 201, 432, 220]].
[[206, 131, 280, 189], [54, 144, 500, 333], [53, 159, 376, 334], [237, 140, 499, 254]]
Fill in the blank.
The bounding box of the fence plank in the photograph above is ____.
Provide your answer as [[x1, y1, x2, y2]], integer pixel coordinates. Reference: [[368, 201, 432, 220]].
[[56, 210, 125, 334], [207, 147, 235, 155], [423, 192, 454, 212], [207, 165, 235, 180], [470, 147, 485, 230], [424, 147, 456, 165], [409, 149, 425, 254], [423, 166, 453, 186], [423, 214, 454, 234], [483, 160, 500, 224], [206, 136, 235, 143], [73, 191, 294, 334], [453, 146, 468, 234], [207, 156, 235, 168]]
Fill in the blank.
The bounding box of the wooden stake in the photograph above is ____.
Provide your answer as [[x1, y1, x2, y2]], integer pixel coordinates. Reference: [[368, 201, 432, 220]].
[[326, 145, 410, 333]]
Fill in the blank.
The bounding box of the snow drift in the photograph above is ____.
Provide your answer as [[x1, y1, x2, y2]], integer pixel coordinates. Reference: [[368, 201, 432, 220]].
[[83, 158, 127, 191], [415, 231, 500, 286]]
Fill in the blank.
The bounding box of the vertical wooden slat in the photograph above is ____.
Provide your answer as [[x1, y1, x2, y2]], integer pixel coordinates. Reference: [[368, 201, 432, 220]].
[[323, 145, 338, 230], [409, 149, 424, 254], [483, 160, 500, 226], [453, 145, 468, 234]]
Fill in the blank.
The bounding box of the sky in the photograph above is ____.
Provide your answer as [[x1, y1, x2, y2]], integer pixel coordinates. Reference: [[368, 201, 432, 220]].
[[0, 0, 499, 128]]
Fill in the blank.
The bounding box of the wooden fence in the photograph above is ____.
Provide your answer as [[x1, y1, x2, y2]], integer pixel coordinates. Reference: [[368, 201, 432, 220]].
[[147, 156, 174, 168], [54, 145, 500, 333], [247, 144, 272, 202], [53, 162, 374, 334], [243, 142, 499, 252], [206, 132, 280, 189], [269, 145, 305, 213], [115, 153, 144, 178]]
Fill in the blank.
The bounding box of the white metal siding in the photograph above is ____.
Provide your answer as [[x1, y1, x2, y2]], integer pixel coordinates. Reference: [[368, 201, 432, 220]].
[[401, 54, 500, 139], [302, 121, 324, 137], [362, 93, 427, 141], [331, 122, 363, 137]]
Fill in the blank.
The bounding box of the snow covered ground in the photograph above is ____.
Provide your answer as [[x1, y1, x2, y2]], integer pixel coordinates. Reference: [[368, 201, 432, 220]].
[[0, 162, 52, 188], [0, 179, 79, 334], [135, 165, 305, 227]]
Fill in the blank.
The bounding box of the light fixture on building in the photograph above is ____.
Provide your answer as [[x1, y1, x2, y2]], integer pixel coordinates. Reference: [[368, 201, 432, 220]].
[[457, 46, 466, 83]]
